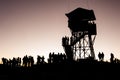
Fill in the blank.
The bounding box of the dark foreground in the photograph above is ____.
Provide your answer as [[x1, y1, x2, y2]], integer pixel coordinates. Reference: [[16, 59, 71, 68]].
[[0, 61, 120, 80]]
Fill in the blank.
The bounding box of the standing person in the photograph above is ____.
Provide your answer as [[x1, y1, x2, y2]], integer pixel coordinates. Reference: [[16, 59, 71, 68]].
[[98, 52, 101, 61], [101, 52, 104, 61], [110, 53, 114, 63]]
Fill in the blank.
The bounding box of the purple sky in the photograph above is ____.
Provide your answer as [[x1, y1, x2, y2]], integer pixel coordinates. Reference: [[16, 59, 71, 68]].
[[0, 0, 120, 62]]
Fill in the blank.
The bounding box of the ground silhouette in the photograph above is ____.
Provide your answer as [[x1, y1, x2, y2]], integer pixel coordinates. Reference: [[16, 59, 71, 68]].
[[0, 53, 120, 80]]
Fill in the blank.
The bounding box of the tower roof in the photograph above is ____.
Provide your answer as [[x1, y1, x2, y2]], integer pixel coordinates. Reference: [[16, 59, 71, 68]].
[[66, 7, 96, 21]]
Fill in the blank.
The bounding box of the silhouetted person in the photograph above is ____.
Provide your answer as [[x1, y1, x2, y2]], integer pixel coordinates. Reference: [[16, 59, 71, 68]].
[[98, 52, 102, 61], [62, 36, 70, 46], [23, 55, 28, 67], [29, 56, 34, 66], [17, 57, 21, 66], [110, 53, 114, 63], [8, 59, 12, 65], [70, 36, 74, 45], [101, 52, 104, 61], [12, 57, 17, 67], [2, 57, 8, 65], [98, 52, 104, 61], [37, 55, 41, 65], [98, 52, 100, 60], [37, 55, 45, 65], [41, 56, 45, 63], [114, 58, 120, 64], [48, 52, 52, 63]]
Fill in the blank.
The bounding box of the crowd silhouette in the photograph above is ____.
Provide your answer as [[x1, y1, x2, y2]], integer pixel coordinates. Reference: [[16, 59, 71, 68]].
[[1, 52, 67, 67], [1, 52, 120, 67], [2, 57, 21, 67], [48, 52, 66, 64], [22, 55, 34, 67]]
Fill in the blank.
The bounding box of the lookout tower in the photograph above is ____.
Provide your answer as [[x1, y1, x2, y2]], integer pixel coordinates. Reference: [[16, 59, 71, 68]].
[[62, 8, 97, 61]]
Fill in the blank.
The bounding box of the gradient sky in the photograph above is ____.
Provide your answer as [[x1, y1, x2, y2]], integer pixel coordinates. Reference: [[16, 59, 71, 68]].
[[0, 0, 120, 62]]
